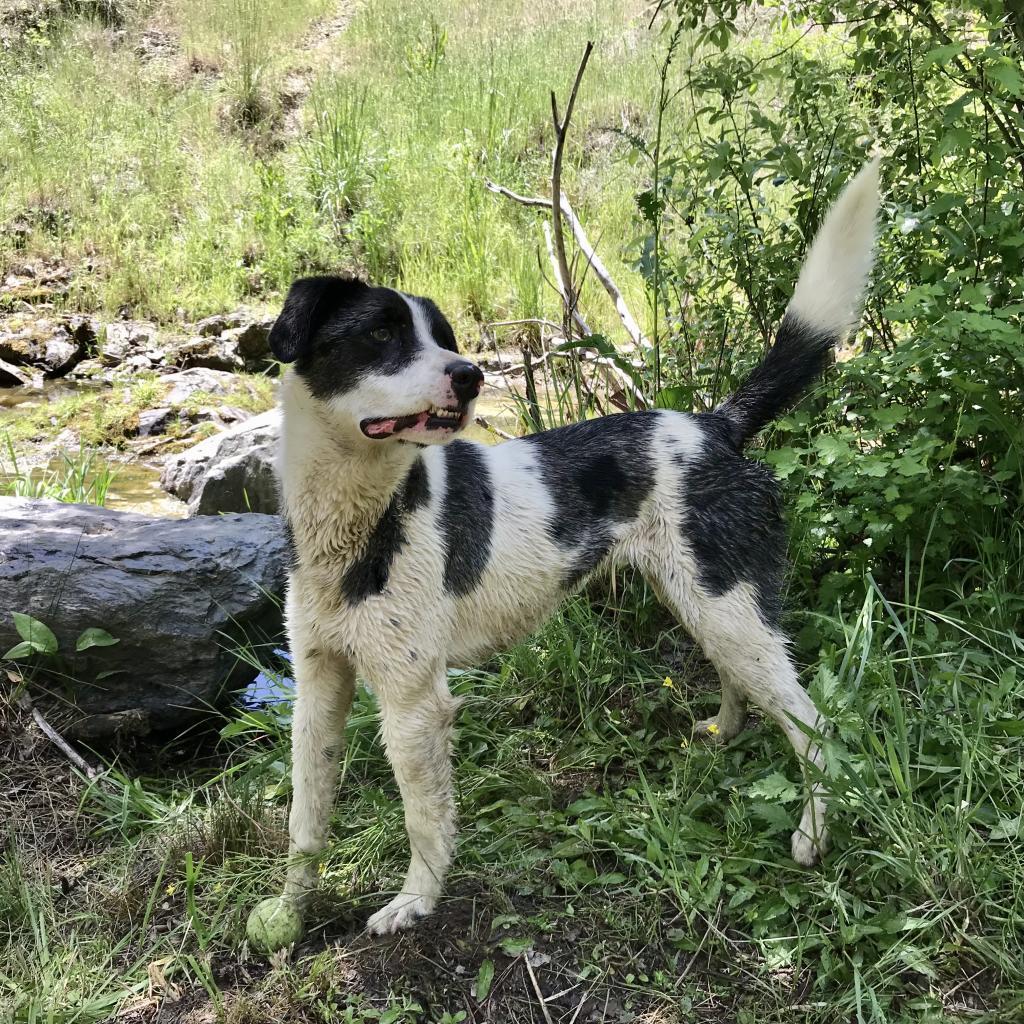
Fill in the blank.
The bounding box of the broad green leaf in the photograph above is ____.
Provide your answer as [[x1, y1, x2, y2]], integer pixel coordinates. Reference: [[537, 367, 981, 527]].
[[990, 815, 1021, 840], [76, 628, 120, 652], [12, 613, 57, 655], [654, 386, 692, 411], [987, 59, 1024, 96], [3, 641, 36, 660], [475, 959, 494, 1000], [923, 42, 967, 67]]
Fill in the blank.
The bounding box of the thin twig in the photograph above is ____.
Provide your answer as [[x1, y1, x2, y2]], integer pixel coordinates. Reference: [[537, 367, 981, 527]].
[[473, 415, 515, 440], [486, 317, 563, 331], [549, 42, 594, 326], [31, 707, 98, 779], [523, 953, 555, 1024]]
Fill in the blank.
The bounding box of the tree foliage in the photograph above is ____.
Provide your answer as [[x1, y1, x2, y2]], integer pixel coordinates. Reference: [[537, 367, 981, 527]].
[[637, 1, 1024, 618]]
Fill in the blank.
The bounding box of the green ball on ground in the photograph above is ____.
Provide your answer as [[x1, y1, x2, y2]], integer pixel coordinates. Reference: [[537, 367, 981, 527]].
[[246, 896, 304, 954]]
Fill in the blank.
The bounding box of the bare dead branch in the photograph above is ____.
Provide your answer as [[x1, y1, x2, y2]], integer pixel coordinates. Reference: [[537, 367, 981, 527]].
[[549, 41, 594, 326], [485, 180, 650, 353], [31, 707, 99, 779], [542, 221, 590, 336]]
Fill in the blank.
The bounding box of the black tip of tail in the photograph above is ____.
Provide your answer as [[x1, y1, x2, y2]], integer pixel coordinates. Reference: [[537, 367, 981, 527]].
[[713, 314, 838, 447]]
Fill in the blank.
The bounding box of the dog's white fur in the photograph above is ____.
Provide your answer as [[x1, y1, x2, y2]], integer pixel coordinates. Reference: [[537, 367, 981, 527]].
[[270, 160, 880, 936]]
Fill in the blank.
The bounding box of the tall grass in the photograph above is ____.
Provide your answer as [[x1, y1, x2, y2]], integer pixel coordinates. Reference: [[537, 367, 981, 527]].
[[0, 0, 658, 337], [1, 436, 116, 505]]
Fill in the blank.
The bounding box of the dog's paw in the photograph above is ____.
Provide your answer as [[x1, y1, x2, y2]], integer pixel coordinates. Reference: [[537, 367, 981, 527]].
[[693, 716, 741, 745], [366, 893, 435, 936], [791, 826, 829, 867]]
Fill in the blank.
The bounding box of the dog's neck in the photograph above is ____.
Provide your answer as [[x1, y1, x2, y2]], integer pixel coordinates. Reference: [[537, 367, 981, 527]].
[[278, 372, 418, 566]]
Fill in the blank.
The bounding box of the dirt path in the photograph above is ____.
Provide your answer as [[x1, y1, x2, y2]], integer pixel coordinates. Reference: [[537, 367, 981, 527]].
[[281, 0, 361, 137]]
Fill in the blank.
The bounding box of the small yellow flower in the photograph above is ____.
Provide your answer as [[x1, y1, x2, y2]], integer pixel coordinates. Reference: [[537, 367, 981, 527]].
[[680, 737, 689, 749], [165, 884, 177, 896], [318, 862, 327, 876], [707, 723, 720, 736], [662, 676, 674, 688]]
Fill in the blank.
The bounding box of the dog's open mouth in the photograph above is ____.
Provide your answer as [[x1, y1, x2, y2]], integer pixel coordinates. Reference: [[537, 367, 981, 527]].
[[360, 403, 467, 439]]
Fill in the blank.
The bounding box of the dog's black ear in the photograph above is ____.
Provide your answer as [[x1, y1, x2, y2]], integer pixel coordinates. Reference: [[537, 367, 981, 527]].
[[269, 276, 366, 363]]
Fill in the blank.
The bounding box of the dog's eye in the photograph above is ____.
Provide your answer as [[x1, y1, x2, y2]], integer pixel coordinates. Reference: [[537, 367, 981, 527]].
[[369, 327, 392, 343]]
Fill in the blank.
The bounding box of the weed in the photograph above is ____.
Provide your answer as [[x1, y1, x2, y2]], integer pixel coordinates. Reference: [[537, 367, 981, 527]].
[[1, 435, 116, 504]]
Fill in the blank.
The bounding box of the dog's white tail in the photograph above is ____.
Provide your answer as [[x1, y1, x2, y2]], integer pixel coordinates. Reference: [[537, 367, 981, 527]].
[[714, 157, 881, 446], [789, 156, 881, 335]]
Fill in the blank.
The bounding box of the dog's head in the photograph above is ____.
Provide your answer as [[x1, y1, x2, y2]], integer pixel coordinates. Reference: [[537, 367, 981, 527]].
[[270, 276, 484, 445]]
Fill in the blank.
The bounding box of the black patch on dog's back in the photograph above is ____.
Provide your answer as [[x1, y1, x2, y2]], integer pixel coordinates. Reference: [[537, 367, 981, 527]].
[[682, 414, 787, 625], [522, 413, 659, 588], [441, 442, 493, 596], [342, 457, 431, 603]]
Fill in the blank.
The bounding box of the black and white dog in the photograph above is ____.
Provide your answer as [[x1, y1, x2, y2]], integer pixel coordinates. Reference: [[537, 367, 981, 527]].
[[259, 160, 879, 936]]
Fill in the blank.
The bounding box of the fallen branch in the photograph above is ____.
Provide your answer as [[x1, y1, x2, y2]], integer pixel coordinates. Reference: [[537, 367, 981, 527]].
[[523, 953, 556, 1024], [31, 707, 99, 779]]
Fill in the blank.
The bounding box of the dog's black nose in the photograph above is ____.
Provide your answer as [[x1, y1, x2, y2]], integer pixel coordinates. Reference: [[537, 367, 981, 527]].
[[446, 361, 484, 402]]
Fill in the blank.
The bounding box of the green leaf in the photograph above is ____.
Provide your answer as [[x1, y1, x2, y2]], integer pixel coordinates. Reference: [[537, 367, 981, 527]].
[[3, 641, 36, 660], [990, 815, 1021, 841], [987, 59, 1024, 97], [497, 936, 533, 957], [475, 959, 495, 1000], [922, 42, 967, 67], [747, 772, 799, 803], [812, 435, 850, 466], [654, 386, 692, 411], [75, 628, 120, 652], [11, 613, 57, 655]]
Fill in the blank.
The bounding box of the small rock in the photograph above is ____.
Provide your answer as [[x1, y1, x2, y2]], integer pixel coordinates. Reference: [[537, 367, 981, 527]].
[[0, 314, 92, 377], [137, 407, 176, 437], [163, 367, 241, 405], [160, 409, 280, 515], [0, 358, 30, 387], [169, 334, 244, 373], [224, 318, 275, 362], [43, 337, 81, 378], [101, 321, 154, 367]]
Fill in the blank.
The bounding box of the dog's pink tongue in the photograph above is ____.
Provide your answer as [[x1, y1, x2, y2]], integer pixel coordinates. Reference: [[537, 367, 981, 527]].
[[365, 419, 397, 437]]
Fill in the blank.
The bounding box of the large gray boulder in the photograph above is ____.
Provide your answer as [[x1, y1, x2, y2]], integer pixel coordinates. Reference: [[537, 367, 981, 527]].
[[0, 498, 288, 734], [160, 409, 280, 515]]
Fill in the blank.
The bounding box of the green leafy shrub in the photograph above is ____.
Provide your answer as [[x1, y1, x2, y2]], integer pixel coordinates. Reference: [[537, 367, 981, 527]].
[[639, 1, 1024, 616]]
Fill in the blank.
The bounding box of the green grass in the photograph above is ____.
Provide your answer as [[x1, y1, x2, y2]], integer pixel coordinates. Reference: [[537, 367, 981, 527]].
[[4, 565, 1023, 1022], [0, 0, 658, 340], [1, 435, 116, 504], [2, 3, 1022, 1022]]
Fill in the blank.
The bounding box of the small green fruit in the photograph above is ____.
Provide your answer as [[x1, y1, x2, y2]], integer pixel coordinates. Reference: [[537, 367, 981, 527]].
[[246, 896, 304, 954]]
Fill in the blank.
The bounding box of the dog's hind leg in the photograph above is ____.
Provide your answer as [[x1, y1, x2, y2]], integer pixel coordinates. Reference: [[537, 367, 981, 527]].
[[367, 667, 458, 935], [693, 669, 748, 744], [649, 567, 829, 865], [283, 645, 356, 904]]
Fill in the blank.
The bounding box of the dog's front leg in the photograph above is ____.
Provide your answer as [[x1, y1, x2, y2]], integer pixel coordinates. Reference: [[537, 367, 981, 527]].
[[283, 645, 355, 904], [247, 641, 354, 951], [367, 667, 458, 935]]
